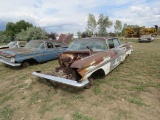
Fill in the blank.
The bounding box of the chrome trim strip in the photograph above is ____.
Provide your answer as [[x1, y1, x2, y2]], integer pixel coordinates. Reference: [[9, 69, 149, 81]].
[[0, 59, 21, 66], [32, 71, 89, 88], [16, 51, 60, 61]]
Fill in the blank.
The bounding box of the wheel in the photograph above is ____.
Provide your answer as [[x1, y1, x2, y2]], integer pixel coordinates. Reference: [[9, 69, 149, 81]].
[[84, 78, 93, 89], [21, 61, 30, 68]]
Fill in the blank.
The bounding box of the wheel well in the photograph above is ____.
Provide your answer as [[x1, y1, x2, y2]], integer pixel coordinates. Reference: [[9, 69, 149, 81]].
[[90, 69, 105, 79], [22, 59, 38, 64]]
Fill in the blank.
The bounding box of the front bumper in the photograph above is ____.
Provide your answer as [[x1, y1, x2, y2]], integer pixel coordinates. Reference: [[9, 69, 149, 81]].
[[32, 71, 89, 88], [138, 39, 150, 42], [0, 58, 21, 66]]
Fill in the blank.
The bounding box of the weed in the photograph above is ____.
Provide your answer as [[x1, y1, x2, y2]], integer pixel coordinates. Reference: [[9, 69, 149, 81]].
[[28, 91, 40, 106], [0, 95, 14, 105], [128, 97, 146, 106], [112, 109, 132, 120], [92, 86, 101, 95], [0, 106, 14, 120], [51, 117, 64, 120], [73, 111, 94, 120], [39, 104, 53, 117]]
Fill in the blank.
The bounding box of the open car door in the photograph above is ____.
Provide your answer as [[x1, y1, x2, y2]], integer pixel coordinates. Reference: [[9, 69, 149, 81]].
[[58, 34, 73, 45]]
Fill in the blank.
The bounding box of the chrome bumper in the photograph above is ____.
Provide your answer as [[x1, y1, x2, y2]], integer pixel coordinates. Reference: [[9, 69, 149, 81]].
[[0, 59, 21, 66], [32, 71, 89, 88]]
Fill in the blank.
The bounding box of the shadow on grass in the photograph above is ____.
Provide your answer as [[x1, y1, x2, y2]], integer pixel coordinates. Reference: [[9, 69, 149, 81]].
[[37, 78, 85, 94]]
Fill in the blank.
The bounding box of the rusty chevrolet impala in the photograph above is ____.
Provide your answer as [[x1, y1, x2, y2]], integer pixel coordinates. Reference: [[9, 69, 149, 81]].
[[33, 37, 133, 88]]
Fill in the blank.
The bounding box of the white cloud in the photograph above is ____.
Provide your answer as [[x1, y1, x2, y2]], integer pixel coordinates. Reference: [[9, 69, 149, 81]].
[[0, 0, 160, 34]]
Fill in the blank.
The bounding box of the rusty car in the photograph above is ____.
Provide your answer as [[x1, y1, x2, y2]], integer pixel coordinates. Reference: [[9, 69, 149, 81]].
[[0, 41, 27, 49], [32, 37, 133, 88], [0, 34, 73, 68]]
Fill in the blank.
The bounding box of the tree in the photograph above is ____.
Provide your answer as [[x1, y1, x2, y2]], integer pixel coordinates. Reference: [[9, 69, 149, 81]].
[[5, 20, 33, 41], [114, 20, 122, 36], [121, 23, 127, 36], [97, 14, 113, 36], [86, 14, 96, 36], [46, 32, 58, 40], [14, 20, 33, 33], [77, 31, 82, 38], [127, 25, 139, 28], [15, 27, 48, 41]]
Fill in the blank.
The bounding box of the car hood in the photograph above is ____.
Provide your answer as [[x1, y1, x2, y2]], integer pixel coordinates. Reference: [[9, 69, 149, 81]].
[[0, 45, 9, 49], [58, 34, 73, 45], [0, 48, 39, 56]]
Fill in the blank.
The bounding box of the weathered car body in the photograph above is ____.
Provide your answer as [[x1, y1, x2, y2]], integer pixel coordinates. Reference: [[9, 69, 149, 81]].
[[0, 34, 73, 67], [33, 37, 133, 88], [0, 41, 27, 49], [138, 34, 154, 42]]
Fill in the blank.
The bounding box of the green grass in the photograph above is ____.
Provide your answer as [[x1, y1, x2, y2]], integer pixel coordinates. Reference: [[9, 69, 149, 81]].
[[128, 97, 146, 106], [39, 104, 53, 117], [0, 42, 7, 46], [0, 39, 160, 119], [73, 111, 94, 120], [0, 106, 14, 120], [51, 117, 64, 120]]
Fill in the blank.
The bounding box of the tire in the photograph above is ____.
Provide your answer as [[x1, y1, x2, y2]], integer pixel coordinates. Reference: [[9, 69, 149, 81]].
[[21, 61, 30, 68], [84, 78, 93, 89]]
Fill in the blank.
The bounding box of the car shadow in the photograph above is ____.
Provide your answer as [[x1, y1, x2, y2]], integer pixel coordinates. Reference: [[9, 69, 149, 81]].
[[37, 77, 86, 94]]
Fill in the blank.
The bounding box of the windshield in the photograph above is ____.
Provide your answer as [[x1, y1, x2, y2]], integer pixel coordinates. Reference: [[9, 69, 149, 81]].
[[67, 38, 108, 51], [25, 41, 44, 49], [7, 42, 17, 48], [141, 35, 151, 38]]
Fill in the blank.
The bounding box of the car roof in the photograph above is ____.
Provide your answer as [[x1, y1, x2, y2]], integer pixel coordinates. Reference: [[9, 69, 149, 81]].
[[29, 39, 61, 43], [76, 37, 118, 41]]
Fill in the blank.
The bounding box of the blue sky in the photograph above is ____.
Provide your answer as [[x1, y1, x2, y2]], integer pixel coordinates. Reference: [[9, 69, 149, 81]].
[[0, 0, 160, 34]]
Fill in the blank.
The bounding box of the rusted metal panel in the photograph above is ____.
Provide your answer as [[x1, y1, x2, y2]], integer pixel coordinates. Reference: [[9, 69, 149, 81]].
[[58, 34, 73, 45], [70, 51, 110, 69]]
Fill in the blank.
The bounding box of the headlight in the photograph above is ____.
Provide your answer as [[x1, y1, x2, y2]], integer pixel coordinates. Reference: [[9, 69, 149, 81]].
[[10, 58, 15, 63]]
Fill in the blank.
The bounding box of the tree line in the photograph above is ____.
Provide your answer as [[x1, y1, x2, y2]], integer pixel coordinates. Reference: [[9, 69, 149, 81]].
[[77, 13, 140, 38], [0, 20, 57, 43]]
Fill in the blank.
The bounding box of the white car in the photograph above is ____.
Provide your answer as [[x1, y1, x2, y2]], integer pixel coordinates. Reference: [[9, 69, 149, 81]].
[[0, 41, 26, 49], [138, 34, 154, 42]]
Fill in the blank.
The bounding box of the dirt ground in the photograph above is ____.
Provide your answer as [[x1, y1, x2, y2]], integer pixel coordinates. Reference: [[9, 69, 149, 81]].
[[0, 38, 160, 120]]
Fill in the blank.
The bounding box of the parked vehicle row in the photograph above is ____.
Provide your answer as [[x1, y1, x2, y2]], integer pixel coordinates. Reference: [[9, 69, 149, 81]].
[[0, 36, 133, 89], [0, 34, 73, 68], [33, 37, 133, 88]]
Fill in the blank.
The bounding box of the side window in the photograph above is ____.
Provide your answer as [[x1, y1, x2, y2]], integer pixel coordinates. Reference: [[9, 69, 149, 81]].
[[46, 42, 53, 49], [108, 39, 114, 49], [62, 43, 67, 48], [113, 39, 120, 47], [54, 42, 62, 48]]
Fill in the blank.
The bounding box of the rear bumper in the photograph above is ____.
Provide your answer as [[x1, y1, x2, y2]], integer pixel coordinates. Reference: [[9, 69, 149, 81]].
[[0, 58, 21, 66], [32, 71, 89, 88]]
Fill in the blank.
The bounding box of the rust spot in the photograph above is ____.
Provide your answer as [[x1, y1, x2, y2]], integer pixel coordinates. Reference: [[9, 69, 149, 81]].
[[70, 51, 110, 69], [58, 34, 73, 45]]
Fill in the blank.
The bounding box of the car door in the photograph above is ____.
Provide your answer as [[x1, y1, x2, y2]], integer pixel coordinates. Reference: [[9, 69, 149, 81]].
[[108, 38, 122, 69], [42, 42, 58, 62]]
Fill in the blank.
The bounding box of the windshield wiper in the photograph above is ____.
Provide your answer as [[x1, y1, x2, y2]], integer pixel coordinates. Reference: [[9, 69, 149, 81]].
[[87, 46, 93, 55]]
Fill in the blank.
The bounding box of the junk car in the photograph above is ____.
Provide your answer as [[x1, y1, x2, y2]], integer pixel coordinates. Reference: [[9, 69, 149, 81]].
[[33, 37, 133, 88], [138, 34, 154, 42], [0, 34, 73, 68], [0, 41, 27, 49]]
